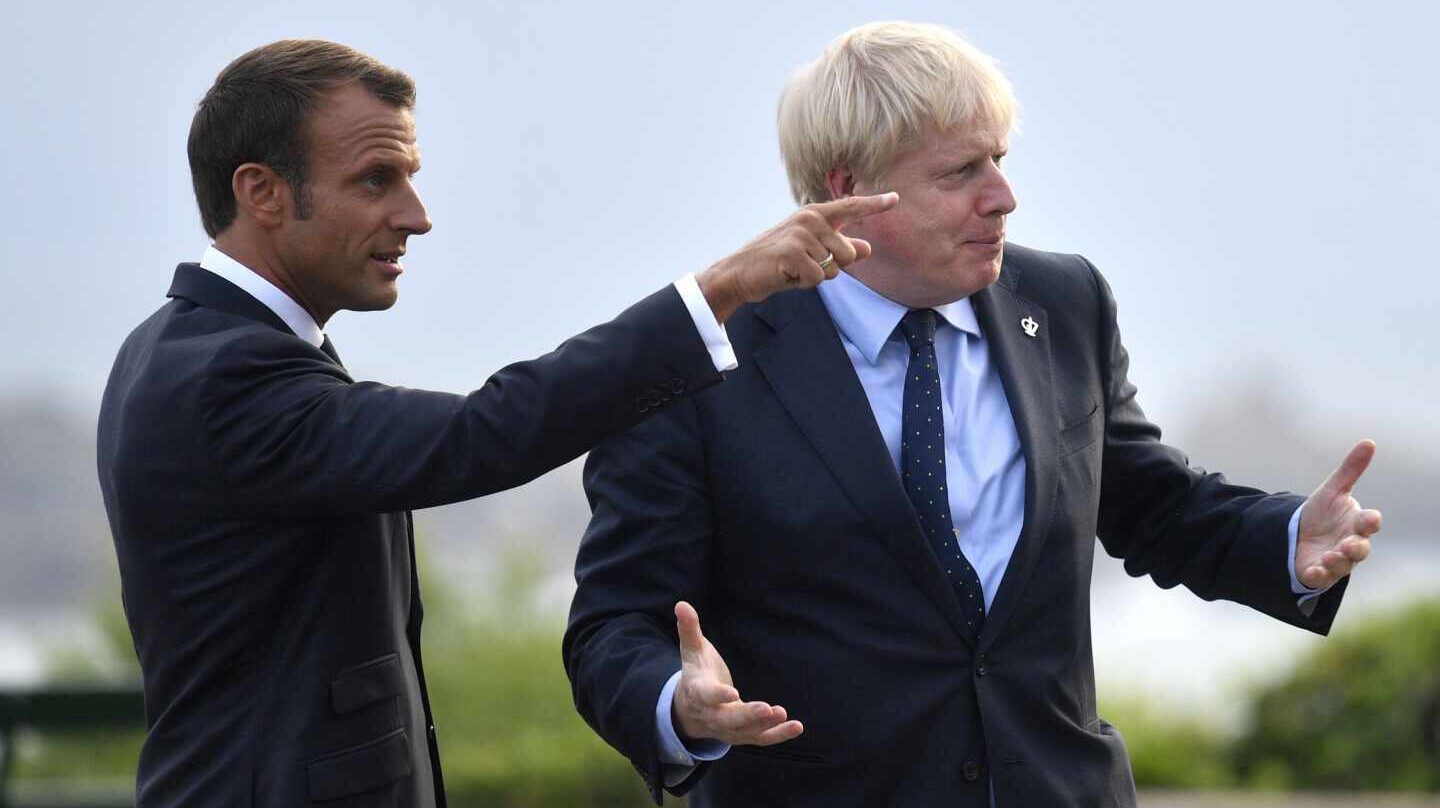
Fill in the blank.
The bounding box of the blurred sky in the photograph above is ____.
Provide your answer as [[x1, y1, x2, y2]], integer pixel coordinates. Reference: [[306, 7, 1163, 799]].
[[2, 0, 1436, 443]]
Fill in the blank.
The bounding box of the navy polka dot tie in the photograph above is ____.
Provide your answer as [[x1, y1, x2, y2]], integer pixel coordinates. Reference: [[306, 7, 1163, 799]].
[[898, 309, 986, 634]]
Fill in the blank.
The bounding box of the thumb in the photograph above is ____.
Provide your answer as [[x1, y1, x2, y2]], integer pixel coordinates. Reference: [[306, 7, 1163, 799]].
[[847, 237, 873, 262], [675, 601, 705, 663]]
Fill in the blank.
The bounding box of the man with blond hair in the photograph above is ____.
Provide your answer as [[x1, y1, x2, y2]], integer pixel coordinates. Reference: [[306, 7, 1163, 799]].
[[564, 21, 1380, 806]]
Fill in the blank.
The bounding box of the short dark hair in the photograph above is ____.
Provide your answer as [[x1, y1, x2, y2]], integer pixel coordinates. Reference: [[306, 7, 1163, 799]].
[[187, 40, 416, 237]]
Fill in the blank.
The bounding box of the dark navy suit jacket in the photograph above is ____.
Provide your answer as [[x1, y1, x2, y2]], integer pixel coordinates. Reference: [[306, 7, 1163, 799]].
[[564, 244, 1346, 807], [97, 264, 720, 806]]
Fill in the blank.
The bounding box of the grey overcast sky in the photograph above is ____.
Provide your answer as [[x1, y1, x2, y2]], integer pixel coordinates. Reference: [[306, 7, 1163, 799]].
[[3, 0, 1436, 448]]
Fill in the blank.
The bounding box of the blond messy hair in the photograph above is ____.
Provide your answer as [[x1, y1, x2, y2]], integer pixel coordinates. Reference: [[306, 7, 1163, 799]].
[[778, 21, 1018, 206]]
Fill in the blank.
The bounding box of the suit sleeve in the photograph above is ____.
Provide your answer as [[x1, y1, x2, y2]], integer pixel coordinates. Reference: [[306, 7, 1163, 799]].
[[563, 395, 716, 803], [197, 285, 722, 518], [1085, 259, 1346, 634]]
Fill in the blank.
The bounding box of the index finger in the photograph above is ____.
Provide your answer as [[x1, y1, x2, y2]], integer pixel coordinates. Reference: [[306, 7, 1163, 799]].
[[1324, 439, 1376, 494], [811, 192, 899, 228]]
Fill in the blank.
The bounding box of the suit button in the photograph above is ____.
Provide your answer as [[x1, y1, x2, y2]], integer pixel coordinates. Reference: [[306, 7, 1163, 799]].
[[428, 723, 437, 738], [962, 760, 982, 782], [976, 665, 988, 677]]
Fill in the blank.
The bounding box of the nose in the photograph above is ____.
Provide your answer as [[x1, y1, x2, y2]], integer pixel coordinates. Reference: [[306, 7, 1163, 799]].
[[980, 166, 1017, 218], [395, 181, 433, 236]]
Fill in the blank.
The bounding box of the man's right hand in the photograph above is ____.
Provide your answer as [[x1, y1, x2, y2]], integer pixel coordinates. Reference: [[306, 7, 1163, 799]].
[[671, 600, 804, 746], [696, 193, 899, 322]]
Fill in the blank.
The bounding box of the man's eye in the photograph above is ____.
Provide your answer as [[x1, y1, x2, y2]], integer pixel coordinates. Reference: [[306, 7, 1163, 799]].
[[992, 154, 1006, 167], [363, 172, 388, 189]]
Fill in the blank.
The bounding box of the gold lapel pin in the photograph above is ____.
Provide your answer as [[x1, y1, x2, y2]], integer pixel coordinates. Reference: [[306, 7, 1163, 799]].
[[1020, 316, 1039, 338]]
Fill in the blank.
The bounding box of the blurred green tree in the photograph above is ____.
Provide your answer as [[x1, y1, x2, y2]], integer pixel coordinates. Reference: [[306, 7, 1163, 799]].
[[419, 546, 656, 806], [1099, 696, 1235, 788], [1233, 599, 1440, 790], [39, 541, 1440, 801], [22, 542, 659, 806]]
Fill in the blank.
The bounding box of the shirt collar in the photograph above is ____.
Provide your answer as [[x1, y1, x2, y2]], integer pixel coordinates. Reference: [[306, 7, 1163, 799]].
[[198, 245, 326, 348], [817, 270, 982, 365]]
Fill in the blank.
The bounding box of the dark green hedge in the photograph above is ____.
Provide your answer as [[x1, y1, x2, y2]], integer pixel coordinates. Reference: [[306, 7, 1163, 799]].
[[22, 550, 1440, 800], [1231, 599, 1440, 790]]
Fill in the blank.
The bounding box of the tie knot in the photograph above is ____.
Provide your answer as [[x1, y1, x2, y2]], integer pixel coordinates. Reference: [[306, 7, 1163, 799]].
[[899, 309, 937, 349], [319, 335, 343, 366]]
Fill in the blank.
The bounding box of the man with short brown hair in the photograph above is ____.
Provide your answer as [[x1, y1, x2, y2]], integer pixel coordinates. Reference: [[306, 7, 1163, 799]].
[[98, 39, 895, 806]]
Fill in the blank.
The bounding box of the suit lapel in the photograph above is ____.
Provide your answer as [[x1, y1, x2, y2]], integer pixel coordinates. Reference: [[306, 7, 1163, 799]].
[[752, 291, 978, 647], [167, 263, 344, 370], [168, 263, 294, 335], [971, 269, 1060, 650]]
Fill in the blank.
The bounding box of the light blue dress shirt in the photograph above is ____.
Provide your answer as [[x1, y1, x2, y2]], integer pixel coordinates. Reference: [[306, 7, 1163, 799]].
[[654, 270, 1317, 786]]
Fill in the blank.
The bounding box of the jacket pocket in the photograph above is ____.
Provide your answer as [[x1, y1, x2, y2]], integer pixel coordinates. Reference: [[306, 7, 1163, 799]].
[[307, 727, 412, 801], [330, 652, 404, 716], [1059, 401, 1100, 457]]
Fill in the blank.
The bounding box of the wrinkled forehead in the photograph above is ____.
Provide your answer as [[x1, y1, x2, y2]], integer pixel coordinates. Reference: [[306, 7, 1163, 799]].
[[308, 84, 418, 149], [924, 99, 1012, 149], [884, 115, 1009, 172], [861, 93, 1012, 182]]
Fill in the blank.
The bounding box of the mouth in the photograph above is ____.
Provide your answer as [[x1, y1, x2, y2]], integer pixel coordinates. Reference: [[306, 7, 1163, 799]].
[[369, 249, 405, 275], [964, 234, 1005, 250]]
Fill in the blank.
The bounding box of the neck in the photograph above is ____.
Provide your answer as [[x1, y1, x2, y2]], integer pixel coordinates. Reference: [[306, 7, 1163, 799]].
[[212, 231, 332, 326], [844, 265, 945, 310]]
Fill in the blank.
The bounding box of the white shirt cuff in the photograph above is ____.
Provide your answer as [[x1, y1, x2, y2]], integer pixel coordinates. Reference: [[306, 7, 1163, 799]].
[[655, 669, 730, 786], [673, 274, 738, 372]]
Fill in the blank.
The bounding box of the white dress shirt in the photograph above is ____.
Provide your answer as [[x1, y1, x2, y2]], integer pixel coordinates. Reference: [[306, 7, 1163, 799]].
[[200, 245, 325, 347]]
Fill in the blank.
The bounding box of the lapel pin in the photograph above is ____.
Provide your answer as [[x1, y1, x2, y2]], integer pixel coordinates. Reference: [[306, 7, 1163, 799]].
[[1020, 316, 1039, 338]]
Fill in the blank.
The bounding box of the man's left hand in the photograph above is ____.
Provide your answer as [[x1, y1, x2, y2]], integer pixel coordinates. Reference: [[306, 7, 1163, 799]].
[[1296, 439, 1382, 590]]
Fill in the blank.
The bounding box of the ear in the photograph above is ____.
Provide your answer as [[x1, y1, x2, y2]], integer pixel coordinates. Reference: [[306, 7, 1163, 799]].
[[231, 163, 290, 227], [824, 167, 857, 201]]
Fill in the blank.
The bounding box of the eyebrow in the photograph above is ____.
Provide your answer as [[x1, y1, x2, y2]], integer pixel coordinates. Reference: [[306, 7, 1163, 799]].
[[941, 144, 1008, 167], [353, 151, 422, 176]]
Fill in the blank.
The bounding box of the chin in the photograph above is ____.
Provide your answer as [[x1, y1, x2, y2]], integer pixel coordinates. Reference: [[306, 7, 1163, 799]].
[[947, 259, 1003, 300], [348, 291, 399, 312], [982, 257, 1003, 285]]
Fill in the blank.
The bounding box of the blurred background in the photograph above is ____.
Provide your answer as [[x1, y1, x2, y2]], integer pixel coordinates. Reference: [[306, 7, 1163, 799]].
[[1, 0, 1436, 804]]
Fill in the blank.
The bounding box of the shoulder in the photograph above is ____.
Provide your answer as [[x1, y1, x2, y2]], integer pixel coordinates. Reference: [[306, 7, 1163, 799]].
[[1001, 242, 1109, 307], [720, 288, 830, 351], [112, 298, 342, 401]]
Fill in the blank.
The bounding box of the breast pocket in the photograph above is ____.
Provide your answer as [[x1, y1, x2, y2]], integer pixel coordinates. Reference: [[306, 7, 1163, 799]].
[[1059, 401, 1100, 458], [329, 652, 405, 719]]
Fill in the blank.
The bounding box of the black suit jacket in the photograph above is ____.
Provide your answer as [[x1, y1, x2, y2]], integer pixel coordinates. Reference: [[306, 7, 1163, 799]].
[[563, 244, 1345, 807], [97, 264, 721, 807]]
